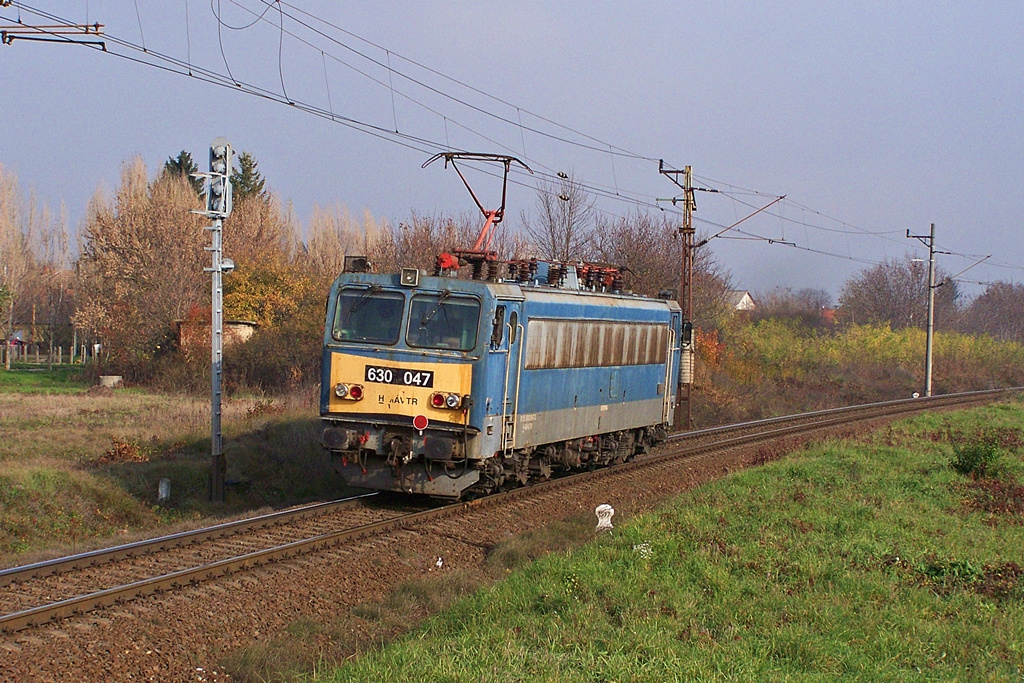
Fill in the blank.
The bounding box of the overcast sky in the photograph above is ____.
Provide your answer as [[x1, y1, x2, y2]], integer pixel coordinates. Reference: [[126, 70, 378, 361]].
[[2, 1, 1021, 301]]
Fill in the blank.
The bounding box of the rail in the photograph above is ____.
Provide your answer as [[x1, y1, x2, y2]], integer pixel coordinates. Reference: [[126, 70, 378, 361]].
[[0, 492, 379, 586], [1, 388, 1017, 634]]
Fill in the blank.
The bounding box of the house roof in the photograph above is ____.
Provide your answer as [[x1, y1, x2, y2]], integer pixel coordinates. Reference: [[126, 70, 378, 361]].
[[725, 290, 756, 310]]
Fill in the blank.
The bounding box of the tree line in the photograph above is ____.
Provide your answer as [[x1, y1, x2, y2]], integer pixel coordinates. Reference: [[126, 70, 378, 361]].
[[750, 256, 1021, 342], [1, 154, 1020, 390]]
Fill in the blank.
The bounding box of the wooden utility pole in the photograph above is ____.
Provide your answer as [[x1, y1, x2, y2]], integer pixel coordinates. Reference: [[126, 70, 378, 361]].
[[659, 161, 696, 431]]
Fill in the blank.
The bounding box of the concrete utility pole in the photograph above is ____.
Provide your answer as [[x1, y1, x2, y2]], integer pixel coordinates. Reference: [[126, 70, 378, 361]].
[[907, 223, 937, 397], [658, 161, 696, 431], [195, 139, 234, 502]]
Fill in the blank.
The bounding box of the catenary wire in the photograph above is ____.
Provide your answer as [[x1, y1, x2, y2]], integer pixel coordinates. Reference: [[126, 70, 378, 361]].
[[3, 1, 1021, 286]]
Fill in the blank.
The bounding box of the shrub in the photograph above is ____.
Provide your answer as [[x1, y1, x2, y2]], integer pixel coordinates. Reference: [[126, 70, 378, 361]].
[[950, 432, 1002, 479], [224, 320, 322, 394]]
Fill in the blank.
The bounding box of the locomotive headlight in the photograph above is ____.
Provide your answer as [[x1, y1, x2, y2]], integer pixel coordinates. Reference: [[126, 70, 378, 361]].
[[444, 393, 460, 409], [334, 383, 348, 398]]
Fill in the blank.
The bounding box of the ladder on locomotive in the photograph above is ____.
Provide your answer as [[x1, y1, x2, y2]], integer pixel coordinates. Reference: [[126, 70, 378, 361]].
[[500, 316, 525, 456]]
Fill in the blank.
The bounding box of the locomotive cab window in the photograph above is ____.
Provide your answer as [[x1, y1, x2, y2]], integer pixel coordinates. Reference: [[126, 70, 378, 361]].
[[407, 293, 481, 351], [332, 287, 405, 344]]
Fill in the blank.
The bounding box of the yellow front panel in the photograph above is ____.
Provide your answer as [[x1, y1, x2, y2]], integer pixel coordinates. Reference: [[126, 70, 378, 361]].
[[327, 352, 472, 424]]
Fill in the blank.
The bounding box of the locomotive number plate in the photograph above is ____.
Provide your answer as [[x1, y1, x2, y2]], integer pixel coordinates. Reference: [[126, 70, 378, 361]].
[[364, 365, 434, 388]]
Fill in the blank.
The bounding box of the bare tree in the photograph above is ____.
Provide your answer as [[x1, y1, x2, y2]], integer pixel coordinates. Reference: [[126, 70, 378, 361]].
[[837, 254, 959, 329], [520, 172, 595, 262], [753, 286, 834, 329], [224, 191, 297, 266], [73, 157, 209, 378], [592, 211, 678, 297], [22, 204, 75, 367], [305, 205, 384, 285], [961, 281, 1024, 342], [369, 212, 461, 274], [368, 211, 529, 275], [0, 163, 44, 369], [591, 211, 733, 328]]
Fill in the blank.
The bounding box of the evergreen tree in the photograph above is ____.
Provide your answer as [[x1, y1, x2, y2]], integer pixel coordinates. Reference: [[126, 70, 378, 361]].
[[230, 151, 267, 202], [162, 150, 203, 195]]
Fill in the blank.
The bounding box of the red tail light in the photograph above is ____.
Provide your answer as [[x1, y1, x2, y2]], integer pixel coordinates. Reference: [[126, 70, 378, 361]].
[[349, 384, 364, 400]]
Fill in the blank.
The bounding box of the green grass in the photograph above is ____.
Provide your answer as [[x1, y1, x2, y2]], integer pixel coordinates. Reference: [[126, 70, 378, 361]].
[[0, 363, 90, 393], [315, 399, 1024, 682], [0, 466, 161, 554]]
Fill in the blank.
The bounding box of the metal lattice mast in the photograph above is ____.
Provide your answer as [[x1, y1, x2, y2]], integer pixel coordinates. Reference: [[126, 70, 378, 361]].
[[195, 139, 234, 502]]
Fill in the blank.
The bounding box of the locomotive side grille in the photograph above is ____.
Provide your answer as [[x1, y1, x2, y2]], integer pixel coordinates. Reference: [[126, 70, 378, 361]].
[[525, 320, 669, 370]]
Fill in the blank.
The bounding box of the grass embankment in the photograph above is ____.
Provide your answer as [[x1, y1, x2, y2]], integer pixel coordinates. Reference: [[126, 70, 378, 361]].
[[311, 399, 1024, 681], [697, 322, 1024, 425], [0, 366, 352, 565]]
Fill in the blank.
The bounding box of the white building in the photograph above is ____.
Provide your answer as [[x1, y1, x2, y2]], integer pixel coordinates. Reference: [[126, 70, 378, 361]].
[[725, 290, 756, 311]]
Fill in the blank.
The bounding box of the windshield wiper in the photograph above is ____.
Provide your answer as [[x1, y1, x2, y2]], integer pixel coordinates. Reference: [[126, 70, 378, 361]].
[[346, 285, 382, 319], [419, 290, 451, 326]]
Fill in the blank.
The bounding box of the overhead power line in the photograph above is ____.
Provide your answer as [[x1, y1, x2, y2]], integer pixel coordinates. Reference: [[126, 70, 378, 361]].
[[1, 1, 1020, 287], [255, 0, 660, 163]]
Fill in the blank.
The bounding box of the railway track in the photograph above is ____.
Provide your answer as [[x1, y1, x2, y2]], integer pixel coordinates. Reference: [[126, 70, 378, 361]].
[[1, 389, 1015, 636], [0, 492, 423, 633]]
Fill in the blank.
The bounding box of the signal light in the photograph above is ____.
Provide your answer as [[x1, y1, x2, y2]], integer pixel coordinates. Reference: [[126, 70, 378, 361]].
[[431, 392, 446, 408], [206, 139, 233, 217], [348, 384, 364, 400]]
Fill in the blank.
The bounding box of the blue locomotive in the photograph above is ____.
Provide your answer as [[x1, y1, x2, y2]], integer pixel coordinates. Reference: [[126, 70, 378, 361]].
[[320, 257, 683, 498]]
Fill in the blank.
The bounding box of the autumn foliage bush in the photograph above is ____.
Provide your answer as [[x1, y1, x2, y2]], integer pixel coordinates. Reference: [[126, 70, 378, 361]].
[[693, 320, 1024, 426], [224, 314, 323, 394]]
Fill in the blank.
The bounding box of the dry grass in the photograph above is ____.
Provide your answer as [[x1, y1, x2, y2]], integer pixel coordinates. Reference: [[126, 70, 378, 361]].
[[0, 385, 355, 566], [0, 391, 295, 464]]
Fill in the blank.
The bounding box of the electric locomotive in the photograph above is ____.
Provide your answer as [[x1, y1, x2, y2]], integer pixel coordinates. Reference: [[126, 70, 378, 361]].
[[320, 257, 683, 498], [320, 151, 683, 498]]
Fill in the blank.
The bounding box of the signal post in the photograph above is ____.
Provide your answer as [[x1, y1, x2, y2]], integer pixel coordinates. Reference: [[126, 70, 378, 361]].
[[194, 138, 235, 502]]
